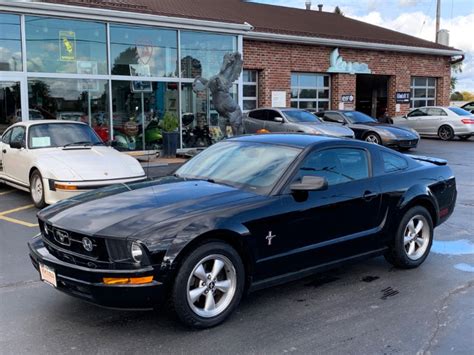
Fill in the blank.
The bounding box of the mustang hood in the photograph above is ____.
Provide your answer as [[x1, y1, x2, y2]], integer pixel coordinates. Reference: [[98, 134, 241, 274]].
[[38, 179, 259, 238], [44, 147, 144, 180]]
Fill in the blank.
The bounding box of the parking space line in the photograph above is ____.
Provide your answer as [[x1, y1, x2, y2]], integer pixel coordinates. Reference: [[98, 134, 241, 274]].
[[0, 215, 38, 228], [0, 204, 35, 216], [0, 189, 15, 196]]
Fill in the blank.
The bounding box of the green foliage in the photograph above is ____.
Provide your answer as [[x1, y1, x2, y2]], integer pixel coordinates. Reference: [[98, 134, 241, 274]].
[[162, 111, 179, 132], [450, 91, 463, 101]]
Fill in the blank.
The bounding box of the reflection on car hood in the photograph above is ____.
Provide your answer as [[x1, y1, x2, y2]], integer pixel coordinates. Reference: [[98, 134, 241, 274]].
[[350, 122, 418, 138], [298, 122, 354, 137], [38, 178, 261, 238]]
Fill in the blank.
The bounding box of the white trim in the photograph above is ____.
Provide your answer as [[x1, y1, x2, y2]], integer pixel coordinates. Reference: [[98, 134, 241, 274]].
[[245, 31, 464, 57], [238, 35, 244, 113], [0, 2, 253, 34]]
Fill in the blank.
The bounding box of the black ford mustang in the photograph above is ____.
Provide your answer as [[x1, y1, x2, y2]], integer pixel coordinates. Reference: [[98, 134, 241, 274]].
[[29, 134, 456, 328]]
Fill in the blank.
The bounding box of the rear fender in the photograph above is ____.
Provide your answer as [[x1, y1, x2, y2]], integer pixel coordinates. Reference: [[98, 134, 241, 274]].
[[398, 184, 439, 226]]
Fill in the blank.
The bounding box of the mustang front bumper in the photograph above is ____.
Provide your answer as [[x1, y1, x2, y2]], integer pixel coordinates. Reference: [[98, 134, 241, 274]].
[[28, 235, 165, 310]]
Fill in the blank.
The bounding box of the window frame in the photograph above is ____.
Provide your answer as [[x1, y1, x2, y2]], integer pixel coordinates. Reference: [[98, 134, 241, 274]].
[[410, 77, 437, 108], [290, 72, 331, 111], [242, 69, 258, 112]]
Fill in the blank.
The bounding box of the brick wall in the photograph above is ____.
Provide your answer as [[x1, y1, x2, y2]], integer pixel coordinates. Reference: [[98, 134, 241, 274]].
[[243, 40, 451, 116]]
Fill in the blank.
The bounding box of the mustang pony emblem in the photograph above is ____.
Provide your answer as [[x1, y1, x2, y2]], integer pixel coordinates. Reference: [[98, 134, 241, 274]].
[[266, 231, 276, 246]]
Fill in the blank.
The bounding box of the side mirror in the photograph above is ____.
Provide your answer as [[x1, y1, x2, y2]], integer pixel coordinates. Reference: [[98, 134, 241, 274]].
[[403, 114, 408, 119], [274, 116, 284, 123], [10, 141, 23, 149], [290, 175, 328, 192]]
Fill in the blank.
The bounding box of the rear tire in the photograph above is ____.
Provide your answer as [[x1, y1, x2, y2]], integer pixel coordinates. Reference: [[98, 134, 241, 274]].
[[438, 125, 454, 141], [364, 132, 381, 145], [384, 206, 433, 269], [171, 241, 245, 328], [30, 170, 46, 209]]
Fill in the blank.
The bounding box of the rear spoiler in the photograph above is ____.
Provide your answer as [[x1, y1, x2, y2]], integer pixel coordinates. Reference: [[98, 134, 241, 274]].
[[406, 154, 447, 166]]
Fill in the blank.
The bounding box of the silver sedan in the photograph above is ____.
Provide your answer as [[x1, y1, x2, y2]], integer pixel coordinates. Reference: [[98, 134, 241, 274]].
[[243, 108, 355, 138]]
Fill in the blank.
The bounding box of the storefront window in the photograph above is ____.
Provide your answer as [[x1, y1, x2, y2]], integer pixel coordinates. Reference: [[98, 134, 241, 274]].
[[28, 78, 109, 141], [0, 82, 21, 134], [243, 70, 258, 111], [181, 83, 237, 148], [180, 31, 237, 79], [411, 77, 436, 108], [25, 16, 107, 74], [0, 13, 22, 71], [111, 81, 179, 151], [290, 73, 330, 111], [110, 24, 177, 77]]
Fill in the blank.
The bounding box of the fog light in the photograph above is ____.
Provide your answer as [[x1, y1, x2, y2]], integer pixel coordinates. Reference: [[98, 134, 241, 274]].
[[54, 183, 77, 190], [103, 276, 153, 285], [131, 241, 143, 263]]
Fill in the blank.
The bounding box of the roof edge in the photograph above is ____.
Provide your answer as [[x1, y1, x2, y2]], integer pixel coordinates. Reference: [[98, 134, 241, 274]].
[[0, 1, 253, 33], [245, 31, 463, 57]]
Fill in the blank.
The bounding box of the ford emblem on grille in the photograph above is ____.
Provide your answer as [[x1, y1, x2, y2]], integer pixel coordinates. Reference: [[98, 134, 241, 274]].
[[54, 229, 71, 246], [82, 237, 94, 252]]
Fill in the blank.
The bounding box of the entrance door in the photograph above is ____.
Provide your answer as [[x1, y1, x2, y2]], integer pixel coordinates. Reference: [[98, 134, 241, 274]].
[[0, 80, 24, 135], [356, 75, 388, 119]]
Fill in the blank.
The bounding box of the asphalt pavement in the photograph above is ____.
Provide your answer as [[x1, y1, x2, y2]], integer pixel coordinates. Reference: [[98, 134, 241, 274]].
[[0, 138, 473, 354]]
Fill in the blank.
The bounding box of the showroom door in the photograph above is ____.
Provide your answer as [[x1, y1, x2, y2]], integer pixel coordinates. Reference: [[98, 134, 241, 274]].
[[0, 78, 27, 135]]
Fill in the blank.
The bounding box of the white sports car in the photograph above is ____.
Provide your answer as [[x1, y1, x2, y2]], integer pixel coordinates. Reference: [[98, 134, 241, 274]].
[[0, 120, 146, 208]]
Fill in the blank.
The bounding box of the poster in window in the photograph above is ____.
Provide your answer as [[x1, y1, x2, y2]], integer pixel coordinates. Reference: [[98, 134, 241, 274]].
[[77, 61, 99, 92], [130, 64, 152, 92], [59, 30, 76, 61]]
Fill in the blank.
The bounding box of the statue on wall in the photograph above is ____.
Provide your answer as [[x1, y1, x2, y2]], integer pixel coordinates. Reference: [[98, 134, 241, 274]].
[[193, 52, 244, 136], [327, 48, 371, 74]]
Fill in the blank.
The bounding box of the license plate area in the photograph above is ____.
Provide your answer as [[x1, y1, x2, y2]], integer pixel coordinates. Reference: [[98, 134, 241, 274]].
[[39, 263, 57, 288]]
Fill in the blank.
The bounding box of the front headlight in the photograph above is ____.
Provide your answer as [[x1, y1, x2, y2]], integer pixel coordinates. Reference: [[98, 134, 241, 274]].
[[131, 241, 143, 263], [408, 128, 420, 137]]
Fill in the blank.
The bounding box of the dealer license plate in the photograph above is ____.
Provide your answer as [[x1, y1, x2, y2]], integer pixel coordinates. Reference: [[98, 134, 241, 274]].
[[39, 263, 57, 288]]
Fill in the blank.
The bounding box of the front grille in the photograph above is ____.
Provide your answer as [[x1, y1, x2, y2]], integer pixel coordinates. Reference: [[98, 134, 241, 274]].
[[400, 139, 417, 147]]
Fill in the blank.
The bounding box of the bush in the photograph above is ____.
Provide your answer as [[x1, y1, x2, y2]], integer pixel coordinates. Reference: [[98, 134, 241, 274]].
[[162, 112, 179, 132]]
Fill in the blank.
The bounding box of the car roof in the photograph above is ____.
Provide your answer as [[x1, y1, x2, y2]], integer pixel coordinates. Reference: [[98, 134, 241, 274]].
[[229, 133, 337, 148], [10, 120, 87, 128]]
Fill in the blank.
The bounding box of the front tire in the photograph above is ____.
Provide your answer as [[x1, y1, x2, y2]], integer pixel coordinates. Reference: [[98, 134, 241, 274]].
[[171, 241, 245, 328], [30, 170, 46, 209], [385, 206, 433, 269], [438, 125, 454, 141], [364, 132, 381, 145]]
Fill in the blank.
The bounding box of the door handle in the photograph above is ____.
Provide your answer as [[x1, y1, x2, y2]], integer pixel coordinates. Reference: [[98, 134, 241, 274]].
[[363, 190, 378, 201], [2, 149, 6, 154]]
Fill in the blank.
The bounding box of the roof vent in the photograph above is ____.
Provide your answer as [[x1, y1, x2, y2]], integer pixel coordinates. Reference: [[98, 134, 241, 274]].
[[317, 4, 323, 12], [305, 1, 311, 10]]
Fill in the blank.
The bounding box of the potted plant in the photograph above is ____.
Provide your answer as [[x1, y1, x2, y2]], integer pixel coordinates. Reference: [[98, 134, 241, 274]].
[[161, 111, 179, 158]]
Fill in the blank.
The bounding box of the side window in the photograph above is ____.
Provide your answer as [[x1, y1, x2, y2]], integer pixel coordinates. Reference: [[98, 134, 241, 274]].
[[408, 109, 426, 117], [2, 129, 12, 144], [10, 126, 26, 146], [248, 110, 266, 121], [267, 110, 282, 122], [382, 151, 408, 173], [324, 112, 344, 123], [295, 148, 370, 186], [427, 108, 447, 116]]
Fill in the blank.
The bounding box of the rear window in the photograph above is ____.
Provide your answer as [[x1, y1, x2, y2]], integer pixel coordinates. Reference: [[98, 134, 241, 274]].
[[449, 107, 471, 116], [382, 151, 408, 173]]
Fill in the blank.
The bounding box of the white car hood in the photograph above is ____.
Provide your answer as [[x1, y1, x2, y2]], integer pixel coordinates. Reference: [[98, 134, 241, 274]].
[[44, 147, 144, 181]]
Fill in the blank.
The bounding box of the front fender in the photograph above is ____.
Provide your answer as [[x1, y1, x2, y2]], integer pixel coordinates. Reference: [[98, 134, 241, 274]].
[[31, 155, 82, 181]]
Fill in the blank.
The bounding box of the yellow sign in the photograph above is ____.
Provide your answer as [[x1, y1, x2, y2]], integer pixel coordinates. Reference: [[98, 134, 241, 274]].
[[59, 30, 76, 61]]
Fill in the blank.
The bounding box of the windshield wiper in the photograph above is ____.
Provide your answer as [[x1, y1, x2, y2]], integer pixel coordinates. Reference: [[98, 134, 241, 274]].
[[92, 141, 105, 146], [63, 141, 92, 147]]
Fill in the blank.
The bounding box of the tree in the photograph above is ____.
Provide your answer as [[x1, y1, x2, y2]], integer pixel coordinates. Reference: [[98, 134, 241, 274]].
[[334, 6, 344, 16], [450, 61, 463, 92], [450, 91, 463, 101]]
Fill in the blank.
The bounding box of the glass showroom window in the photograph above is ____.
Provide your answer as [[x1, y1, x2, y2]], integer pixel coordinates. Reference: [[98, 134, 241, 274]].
[[0, 13, 22, 71], [180, 31, 237, 79], [181, 83, 237, 148], [411, 77, 436, 108], [111, 81, 179, 151], [290, 73, 330, 111], [0, 82, 21, 134], [110, 24, 178, 77], [28, 78, 109, 141], [243, 70, 258, 111], [25, 16, 107, 74]]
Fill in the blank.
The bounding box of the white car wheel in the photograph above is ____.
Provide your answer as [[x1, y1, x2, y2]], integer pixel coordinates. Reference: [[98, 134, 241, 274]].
[[30, 170, 46, 208]]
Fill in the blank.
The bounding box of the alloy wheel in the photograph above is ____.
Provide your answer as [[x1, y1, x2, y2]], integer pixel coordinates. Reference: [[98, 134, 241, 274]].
[[365, 134, 380, 144], [438, 126, 453, 141], [403, 215, 430, 260], [31, 175, 43, 204], [186, 254, 237, 318]]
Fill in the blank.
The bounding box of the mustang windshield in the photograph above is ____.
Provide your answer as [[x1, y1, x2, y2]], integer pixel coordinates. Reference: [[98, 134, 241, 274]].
[[28, 123, 103, 149], [284, 110, 322, 123], [342, 111, 377, 123], [176, 141, 301, 194]]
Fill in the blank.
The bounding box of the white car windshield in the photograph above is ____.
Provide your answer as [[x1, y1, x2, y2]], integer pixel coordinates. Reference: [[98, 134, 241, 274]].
[[176, 141, 301, 194], [28, 123, 104, 149]]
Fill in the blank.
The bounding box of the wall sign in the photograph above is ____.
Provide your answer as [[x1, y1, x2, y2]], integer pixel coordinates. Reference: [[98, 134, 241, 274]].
[[327, 48, 371, 74], [396, 92, 411, 103], [341, 94, 354, 103], [271, 91, 287, 107]]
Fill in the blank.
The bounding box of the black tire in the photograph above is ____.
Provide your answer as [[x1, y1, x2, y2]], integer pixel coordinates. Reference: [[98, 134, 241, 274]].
[[384, 206, 433, 269], [363, 132, 382, 145], [459, 135, 471, 141], [29, 170, 46, 209], [438, 125, 454, 141], [171, 241, 245, 329]]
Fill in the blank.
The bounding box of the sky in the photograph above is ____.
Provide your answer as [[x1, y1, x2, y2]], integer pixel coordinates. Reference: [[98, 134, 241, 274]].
[[255, 0, 474, 92]]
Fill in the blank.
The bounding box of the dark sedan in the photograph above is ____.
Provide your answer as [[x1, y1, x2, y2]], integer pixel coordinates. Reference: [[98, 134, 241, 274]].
[[29, 134, 456, 328], [316, 110, 420, 150]]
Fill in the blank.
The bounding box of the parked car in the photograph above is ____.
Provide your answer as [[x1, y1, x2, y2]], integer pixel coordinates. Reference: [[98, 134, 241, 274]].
[[243, 108, 355, 138], [316, 110, 419, 150], [11, 109, 44, 124], [461, 101, 474, 114], [28, 133, 456, 328], [57, 111, 86, 122], [392, 106, 474, 141], [0, 120, 146, 208]]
